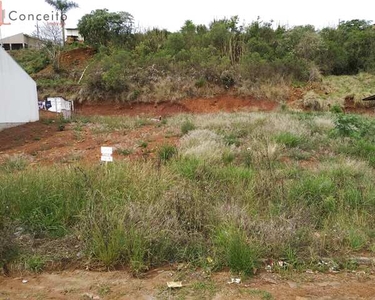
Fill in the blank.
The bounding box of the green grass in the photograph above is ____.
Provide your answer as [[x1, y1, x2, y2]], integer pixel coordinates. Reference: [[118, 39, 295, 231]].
[[0, 154, 30, 173], [138, 140, 149, 148], [158, 145, 177, 162], [181, 120, 196, 135], [2, 111, 375, 273], [89, 116, 151, 134], [275, 132, 302, 148], [215, 226, 260, 276], [117, 148, 133, 156], [25, 255, 46, 273]]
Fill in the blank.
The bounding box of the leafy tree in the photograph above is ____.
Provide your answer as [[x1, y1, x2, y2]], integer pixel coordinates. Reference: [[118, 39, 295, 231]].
[[320, 20, 375, 74], [78, 9, 134, 48], [134, 28, 169, 57], [45, 0, 79, 45]]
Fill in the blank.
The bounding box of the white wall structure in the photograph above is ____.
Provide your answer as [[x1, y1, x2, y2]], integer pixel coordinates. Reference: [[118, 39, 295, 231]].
[[0, 47, 39, 128]]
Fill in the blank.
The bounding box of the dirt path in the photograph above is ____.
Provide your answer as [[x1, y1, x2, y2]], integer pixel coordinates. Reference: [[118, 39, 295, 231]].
[[1, 269, 375, 299]]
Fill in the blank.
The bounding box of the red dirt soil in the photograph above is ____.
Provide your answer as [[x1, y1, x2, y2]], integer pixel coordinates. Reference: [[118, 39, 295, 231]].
[[0, 97, 278, 165], [76, 96, 279, 117], [36, 47, 95, 77], [1, 269, 375, 300], [59, 47, 96, 70]]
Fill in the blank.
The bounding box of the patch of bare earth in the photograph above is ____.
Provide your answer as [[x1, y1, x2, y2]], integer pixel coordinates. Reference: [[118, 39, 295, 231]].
[[0, 122, 176, 165], [76, 96, 279, 117], [0, 97, 277, 165], [1, 269, 375, 299]]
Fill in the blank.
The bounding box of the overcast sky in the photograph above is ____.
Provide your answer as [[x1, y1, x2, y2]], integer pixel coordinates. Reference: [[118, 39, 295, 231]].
[[0, 0, 374, 38]]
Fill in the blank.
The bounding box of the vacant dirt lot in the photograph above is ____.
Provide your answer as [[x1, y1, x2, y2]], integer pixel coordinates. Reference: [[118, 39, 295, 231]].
[[2, 97, 375, 299], [0, 97, 278, 166]]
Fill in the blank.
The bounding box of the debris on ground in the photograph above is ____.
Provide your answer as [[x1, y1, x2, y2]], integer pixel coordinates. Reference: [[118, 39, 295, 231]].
[[228, 278, 241, 284], [167, 281, 183, 288], [82, 293, 100, 300]]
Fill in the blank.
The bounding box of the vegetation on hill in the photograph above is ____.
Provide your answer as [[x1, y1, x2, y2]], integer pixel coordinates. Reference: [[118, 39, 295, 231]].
[[11, 14, 375, 103]]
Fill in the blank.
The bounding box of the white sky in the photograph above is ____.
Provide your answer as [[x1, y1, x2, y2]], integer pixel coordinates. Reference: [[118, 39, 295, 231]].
[[1, 0, 374, 38]]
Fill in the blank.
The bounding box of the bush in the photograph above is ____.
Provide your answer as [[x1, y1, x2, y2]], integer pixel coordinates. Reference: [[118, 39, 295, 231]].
[[0, 154, 30, 173], [276, 132, 302, 148], [0, 217, 17, 269], [333, 114, 364, 137], [330, 104, 344, 114], [215, 226, 259, 276], [158, 145, 177, 162], [181, 120, 196, 135], [25, 255, 46, 273], [10, 49, 49, 74]]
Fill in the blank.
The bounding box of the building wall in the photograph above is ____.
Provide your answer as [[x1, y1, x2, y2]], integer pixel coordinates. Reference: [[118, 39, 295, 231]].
[[1, 33, 43, 50], [0, 33, 26, 44], [0, 47, 39, 124], [24, 35, 43, 49]]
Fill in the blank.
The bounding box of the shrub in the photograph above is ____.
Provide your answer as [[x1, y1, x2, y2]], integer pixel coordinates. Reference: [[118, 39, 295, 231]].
[[222, 151, 236, 164], [214, 226, 259, 276], [347, 229, 368, 251], [181, 120, 196, 135], [0, 154, 30, 173], [158, 145, 177, 162], [330, 104, 344, 114], [172, 157, 201, 180], [0, 217, 17, 270], [333, 114, 363, 138], [25, 255, 46, 273], [91, 220, 126, 268], [224, 133, 241, 147], [117, 148, 133, 156], [276, 132, 302, 148], [10, 49, 49, 74]]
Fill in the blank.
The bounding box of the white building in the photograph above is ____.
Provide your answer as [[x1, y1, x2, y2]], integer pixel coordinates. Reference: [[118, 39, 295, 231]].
[[0, 47, 39, 130], [0, 33, 44, 50], [66, 28, 84, 44]]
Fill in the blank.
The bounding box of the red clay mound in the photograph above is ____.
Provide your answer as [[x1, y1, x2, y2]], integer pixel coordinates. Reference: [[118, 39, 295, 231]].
[[36, 47, 95, 78], [59, 47, 96, 70], [76, 96, 279, 117]]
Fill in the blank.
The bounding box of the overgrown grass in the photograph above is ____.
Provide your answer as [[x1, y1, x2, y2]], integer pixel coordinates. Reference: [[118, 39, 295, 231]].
[[158, 145, 178, 162], [86, 115, 152, 133], [181, 119, 196, 135], [0, 154, 31, 173], [2, 111, 375, 275], [305, 73, 375, 109]]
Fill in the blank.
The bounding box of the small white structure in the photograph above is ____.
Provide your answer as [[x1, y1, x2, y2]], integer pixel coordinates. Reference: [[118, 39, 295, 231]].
[[66, 28, 84, 44], [45, 97, 74, 113], [0, 47, 39, 130], [40, 96, 74, 119]]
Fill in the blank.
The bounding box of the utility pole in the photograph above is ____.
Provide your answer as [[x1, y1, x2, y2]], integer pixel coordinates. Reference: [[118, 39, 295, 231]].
[[35, 21, 40, 39]]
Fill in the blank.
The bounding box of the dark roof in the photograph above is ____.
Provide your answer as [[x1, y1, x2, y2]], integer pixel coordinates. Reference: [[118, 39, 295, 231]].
[[363, 95, 375, 101]]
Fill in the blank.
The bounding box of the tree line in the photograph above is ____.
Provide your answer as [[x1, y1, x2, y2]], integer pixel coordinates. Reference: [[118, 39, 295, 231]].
[[27, 3, 375, 100], [75, 11, 375, 96]]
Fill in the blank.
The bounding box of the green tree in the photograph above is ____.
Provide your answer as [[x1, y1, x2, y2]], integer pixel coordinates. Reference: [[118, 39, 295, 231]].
[[78, 9, 134, 48], [45, 0, 79, 45]]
